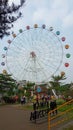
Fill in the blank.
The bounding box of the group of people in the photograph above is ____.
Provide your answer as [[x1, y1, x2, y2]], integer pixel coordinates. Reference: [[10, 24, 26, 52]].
[[33, 98, 57, 115]]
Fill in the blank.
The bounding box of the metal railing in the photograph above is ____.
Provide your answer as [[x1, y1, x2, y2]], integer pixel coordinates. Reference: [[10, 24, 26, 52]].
[[48, 99, 73, 130]]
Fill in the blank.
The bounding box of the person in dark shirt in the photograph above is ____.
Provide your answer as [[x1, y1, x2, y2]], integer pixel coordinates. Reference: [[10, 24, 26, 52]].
[[50, 100, 57, 115]]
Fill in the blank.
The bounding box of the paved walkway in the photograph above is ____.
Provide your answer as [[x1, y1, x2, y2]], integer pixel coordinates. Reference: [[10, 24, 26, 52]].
[[0, 105, 48, 130], [0, 105, 73, 130]]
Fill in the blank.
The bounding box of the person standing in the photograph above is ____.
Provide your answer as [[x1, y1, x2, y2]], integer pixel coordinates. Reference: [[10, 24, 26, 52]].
[[50, 100, 57, 115]]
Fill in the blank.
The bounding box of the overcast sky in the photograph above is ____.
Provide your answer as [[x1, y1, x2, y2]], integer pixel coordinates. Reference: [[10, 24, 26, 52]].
[[0, 0, 73, 83]]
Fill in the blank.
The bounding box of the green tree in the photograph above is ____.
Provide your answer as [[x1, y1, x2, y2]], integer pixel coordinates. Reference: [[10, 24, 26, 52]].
[[0, 0, 26, 38], [0, 73, 16, 96], [23, 82, 35, 99], [49, 74, 66, 94]]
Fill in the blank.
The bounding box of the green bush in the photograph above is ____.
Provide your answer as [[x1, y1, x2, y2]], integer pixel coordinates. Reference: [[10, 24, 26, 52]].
[[56, 99, 65, 105]]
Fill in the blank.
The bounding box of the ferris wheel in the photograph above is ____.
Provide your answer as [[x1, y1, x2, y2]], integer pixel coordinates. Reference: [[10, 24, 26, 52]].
[[1, 24, 70, 83]]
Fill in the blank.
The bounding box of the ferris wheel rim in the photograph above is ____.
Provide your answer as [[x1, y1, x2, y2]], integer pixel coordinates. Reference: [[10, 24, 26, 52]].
[[3, 25, 64, 83]]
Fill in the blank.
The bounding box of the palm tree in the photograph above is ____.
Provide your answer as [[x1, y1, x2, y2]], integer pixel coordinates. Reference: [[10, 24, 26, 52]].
[[49, 74, 66, 95], [50, 74, 66, 86]]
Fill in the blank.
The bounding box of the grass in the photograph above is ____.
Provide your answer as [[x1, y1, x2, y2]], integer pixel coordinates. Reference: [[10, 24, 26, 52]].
[[58, 104, 73, 112], [17, 98, 73, 112], [18, 103, 33, 110], [56, 98, 65, 105]]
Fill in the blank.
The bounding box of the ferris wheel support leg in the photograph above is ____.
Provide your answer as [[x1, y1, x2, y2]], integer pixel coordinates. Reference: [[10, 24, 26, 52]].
[[52, 89, 58, 99]]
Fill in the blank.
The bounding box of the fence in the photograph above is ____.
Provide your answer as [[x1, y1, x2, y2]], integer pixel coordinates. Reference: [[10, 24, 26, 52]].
[[48, 99, 73, 130]]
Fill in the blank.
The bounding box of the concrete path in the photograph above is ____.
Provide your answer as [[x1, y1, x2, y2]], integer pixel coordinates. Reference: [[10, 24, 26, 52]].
[[0, 105, 73, 130], [0, 105, 48, 130]]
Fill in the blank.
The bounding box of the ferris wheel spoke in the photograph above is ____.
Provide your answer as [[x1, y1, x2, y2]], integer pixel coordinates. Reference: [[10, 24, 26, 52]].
[[18, 33, 31, 51], [11, 40, 29, 53], [6, 58, 23, 72], [17, 57, 32, 80], [12, 33, 31, 53], [36, 56, 56, 74], [6, 58, 29, 80], [7, 42, 31, 60], [36, 42, 63, 66], [34, 57, 50, 80], [36, 52, 60, 69], [7, 48, 28, 60], [39, 60, 57, 71]]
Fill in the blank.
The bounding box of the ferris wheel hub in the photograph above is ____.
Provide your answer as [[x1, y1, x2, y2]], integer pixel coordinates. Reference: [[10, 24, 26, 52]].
[[30, 51, 36, 58]]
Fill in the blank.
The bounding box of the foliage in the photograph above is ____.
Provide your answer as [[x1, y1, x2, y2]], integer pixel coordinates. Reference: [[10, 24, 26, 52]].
[[49, 74, 67, 93], [26, 82, 35, 87], [22, 82, 35, 99], [0, 0, 26, 38], [17, 89, 24, 97], [0, 73, 16, 95], [49, 75, 66, 87], [24, 82, 35, 92], [25, 91, 30, 98], [56, 99, 65, 105]]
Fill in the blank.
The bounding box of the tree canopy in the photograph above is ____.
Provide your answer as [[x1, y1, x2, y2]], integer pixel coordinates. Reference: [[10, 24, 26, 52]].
[[0, 73, 16, 95], [49, 74, 66, 88], [0, 0, 26, 38]]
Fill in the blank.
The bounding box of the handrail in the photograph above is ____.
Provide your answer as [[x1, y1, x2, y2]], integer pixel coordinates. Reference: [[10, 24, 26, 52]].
[[48, 98, 73, 130], [51, 107, 73, 120], [50, 107, 73, 127], [49, 98, 73, 114]]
